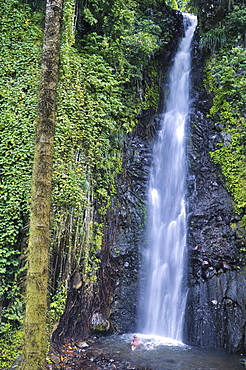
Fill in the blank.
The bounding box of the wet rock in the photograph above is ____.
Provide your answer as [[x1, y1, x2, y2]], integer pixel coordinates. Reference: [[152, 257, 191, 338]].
[[183, 28, 246, 353], [50, 353, 60, 365], [239, 358, 246, 367], [202, 260, 210, 268], [91, 313, 110, 333], [75, 340, 89, 348], [9, 355, 23, 370], [49, 340, 154, 369]]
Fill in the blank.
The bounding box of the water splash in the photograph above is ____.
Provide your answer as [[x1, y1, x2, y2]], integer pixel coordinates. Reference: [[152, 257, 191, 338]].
[[140, 14, 197, 341]]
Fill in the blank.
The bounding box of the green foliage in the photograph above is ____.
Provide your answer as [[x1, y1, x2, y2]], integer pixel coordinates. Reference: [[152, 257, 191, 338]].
[[50, 0, 179, 290], [103, 0, 136, 40], [176, 0, 191, 11], [120, 19, 162, 77], [200, 28, 227, 54], [50, 0, 138, 289], [55, 46, 129, 210], [195, 3, 246, 228], [47, 282, 67, 331], [1, 283, 24, 331], [0, 0, 42, 330], [0, 0, 181, 342], [205, 47, 246, 226], [0, 329, 24, 369], [199, 4, 246, 53], [52, 47, 127, 283], [225, 5, 246, 45], [189, 0, 246, 31], [79, 0, 177, 81], [166, 0, 179, 9], [180, 0, 196, 13]]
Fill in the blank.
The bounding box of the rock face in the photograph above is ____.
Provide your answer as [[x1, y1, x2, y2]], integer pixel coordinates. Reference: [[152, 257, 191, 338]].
[[108, 108, 169, 333], [184, 271, 246, 351], [183, 31, 246, 352], [108, 128, 152, 333]]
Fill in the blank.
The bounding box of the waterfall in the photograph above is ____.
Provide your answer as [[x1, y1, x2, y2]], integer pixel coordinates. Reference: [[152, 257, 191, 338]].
[[141, 14, 197, 340]]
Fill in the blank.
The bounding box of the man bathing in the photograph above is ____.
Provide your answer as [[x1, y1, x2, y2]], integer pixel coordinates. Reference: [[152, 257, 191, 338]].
[[130, 335, 146, 350]]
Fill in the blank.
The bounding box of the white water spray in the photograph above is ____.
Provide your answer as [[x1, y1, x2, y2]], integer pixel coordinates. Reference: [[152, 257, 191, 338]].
[[141, 14, 197, 341]]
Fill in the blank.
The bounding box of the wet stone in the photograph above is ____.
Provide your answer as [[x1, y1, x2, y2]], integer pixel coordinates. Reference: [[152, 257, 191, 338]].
[[48, 339, 152, 370]]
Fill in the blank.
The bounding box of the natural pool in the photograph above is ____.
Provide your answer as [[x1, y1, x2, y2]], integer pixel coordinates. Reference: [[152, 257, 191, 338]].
[[92, 333, 244, 370]]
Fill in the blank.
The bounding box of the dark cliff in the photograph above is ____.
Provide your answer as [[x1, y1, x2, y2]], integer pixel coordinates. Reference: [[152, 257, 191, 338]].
[[184, 27, 246, 352]]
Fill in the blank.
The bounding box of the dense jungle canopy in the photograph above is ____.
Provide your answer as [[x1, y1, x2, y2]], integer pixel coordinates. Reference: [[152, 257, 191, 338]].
[[0, 0, 245, 368]]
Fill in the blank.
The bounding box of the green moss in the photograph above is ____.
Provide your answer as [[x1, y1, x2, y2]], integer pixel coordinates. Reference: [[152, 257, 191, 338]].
[[92, 324, 106, 331]]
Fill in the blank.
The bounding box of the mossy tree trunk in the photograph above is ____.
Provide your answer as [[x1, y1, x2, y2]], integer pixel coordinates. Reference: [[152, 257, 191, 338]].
[[21, 0, 63, 369]]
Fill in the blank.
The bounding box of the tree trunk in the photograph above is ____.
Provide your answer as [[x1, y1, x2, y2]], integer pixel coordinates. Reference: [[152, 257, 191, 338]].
[[21, 1, 62, 369]]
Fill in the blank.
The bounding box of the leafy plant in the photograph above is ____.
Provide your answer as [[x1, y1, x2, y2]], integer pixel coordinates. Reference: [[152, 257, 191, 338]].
[[0, 0, 42, 331], [205, 47, 246, 226], [166, 0, 179, 9], [200, 28, 227, 54], [47, 282, 67, 332], [225, 5, 246, 46], [0, 329, 24, 369]]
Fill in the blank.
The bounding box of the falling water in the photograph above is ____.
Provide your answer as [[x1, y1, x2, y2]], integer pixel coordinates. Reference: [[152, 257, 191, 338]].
[[141, 14, 197, 340]]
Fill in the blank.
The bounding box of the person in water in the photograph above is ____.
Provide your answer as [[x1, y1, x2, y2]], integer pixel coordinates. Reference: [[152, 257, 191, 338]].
[[130, 335, 145, 350]]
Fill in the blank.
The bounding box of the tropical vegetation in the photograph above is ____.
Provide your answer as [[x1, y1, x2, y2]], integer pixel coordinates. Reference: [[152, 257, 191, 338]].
[[189, 0, 246, 227], [0, 0, 245, 367], [0, 0, 182, 367]]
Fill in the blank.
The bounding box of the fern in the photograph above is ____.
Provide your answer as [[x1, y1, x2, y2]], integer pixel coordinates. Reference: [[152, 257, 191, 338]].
[[200, 28, 227, 54]]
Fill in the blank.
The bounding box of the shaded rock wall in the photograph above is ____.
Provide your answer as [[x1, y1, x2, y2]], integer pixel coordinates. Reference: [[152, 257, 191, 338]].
[[183, 29, 246, 352], [185, 271, 246, 351], [108, 130, 152, 333]]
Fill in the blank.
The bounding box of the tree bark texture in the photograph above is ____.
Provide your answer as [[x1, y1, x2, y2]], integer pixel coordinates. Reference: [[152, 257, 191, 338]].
[[21, 1, 62, 369]]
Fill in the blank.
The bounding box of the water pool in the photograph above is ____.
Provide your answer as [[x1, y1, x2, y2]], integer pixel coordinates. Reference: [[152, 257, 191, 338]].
[[92, 334, 244, 370]]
